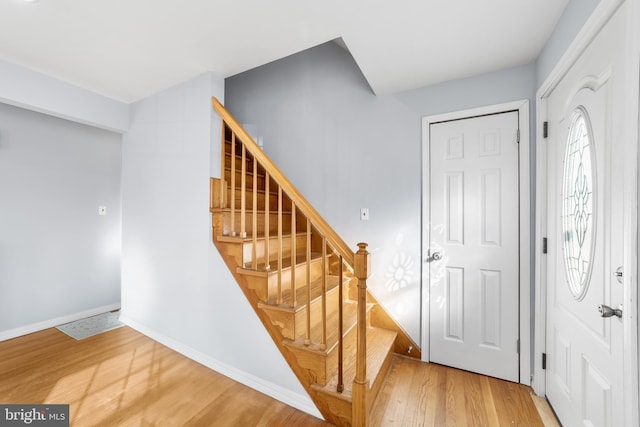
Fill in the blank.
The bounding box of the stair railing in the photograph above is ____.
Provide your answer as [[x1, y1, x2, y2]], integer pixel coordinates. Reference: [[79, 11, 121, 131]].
[[212, 97, 369, 422], [353, 243, 370, 427]]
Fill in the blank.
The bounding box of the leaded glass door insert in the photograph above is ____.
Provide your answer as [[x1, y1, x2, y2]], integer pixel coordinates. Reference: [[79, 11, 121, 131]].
[[562, 107, 595, 300]]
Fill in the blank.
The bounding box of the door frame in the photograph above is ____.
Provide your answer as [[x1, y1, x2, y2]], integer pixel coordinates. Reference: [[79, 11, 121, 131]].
[[533, 0, 639, 425], [421, 99, 531, 385]]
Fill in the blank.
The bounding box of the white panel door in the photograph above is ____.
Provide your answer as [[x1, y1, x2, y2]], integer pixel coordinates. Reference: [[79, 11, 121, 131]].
[[429, 111, 520, 382], [544, 4, 627, 426]]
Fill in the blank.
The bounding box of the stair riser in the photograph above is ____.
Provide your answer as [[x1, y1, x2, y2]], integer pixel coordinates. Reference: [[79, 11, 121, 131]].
[[242, 234, 308, 267], [367, 345, 394, 409], [313, 394, 351, 427], [227, 187, 270, 212], [292, 287, 341, 342], [219, 211, 293, 236], [242, 258, 325, 303], [262, 285, 341, 341], [214, 111, 414, 427], [266, 258, 325, 291], [211, 219, 244, 266], [227, 187, 293, 212], [287, 310, 370, 386], [215, 213, 300, 270], [224, 168, 266, 191], [224, 152, 258, 172]]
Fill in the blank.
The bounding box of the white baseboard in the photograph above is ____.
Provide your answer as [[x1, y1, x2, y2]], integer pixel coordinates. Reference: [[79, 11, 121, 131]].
[[0, 303, 121, 342], [119, 315, 323, 420]]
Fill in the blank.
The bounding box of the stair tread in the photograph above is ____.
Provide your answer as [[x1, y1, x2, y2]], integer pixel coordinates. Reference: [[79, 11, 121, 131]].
[[312, 327, 397, 397], [227, 185, 274, 194], [218, 230, 308, 244], [224, 148, 257, 159], [284, 300, 374, 354], [217, 208, 293, 215], [241, 251, 326, 274], [258, 274, 342, 310], [225, 164, 265, 176], [216, 112, 409, 426]]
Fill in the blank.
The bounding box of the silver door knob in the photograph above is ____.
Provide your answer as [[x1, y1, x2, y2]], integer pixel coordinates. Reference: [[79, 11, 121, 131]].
[[431, 251, 442, 261], [598, 304, 623, 318]]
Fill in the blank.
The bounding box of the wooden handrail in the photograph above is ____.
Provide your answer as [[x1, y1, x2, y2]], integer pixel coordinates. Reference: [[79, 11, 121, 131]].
[[213, 97, 370, 425], [212, 97, 354, 267]]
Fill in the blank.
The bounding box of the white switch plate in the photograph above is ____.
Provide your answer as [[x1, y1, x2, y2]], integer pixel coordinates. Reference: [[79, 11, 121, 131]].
[[98, 206, 107, 216], [360, 208, 369, 221]]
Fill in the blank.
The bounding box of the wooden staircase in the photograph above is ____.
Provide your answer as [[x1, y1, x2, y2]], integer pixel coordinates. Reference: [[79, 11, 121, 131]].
[[209, 97, 420, 426]]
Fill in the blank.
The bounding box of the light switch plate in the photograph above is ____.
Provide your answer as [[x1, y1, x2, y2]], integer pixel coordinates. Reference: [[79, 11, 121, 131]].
[[98, 206, 107, 216], [360, 208, 369, 221]]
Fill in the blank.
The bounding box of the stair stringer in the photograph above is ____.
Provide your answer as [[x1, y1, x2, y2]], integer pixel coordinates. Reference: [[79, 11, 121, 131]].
[[211, 233, 347, 425]]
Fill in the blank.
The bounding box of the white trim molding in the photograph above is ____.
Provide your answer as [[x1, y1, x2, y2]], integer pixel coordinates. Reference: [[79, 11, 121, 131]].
[[420, 99, 531, 385], [120, 315, 322, 419], [0, 303, 121, 342]]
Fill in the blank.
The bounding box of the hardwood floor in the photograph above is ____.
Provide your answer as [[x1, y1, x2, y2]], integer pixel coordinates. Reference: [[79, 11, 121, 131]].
[[0, 326, 548, 426], [370, 356, 546, 426], [0, 326, 330, 426]]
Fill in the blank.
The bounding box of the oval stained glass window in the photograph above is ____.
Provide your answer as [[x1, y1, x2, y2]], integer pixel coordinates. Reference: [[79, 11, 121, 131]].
[[562, 108, 596, 300]]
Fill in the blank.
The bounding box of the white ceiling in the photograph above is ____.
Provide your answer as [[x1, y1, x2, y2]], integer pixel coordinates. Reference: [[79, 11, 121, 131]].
[[0, 0, 570, 103]]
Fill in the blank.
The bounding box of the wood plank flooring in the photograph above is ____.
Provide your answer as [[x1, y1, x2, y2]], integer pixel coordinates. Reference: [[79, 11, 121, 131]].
[[0, 325, 549, 426], [0, 326, 330, 426], [370, 355, 546, 426]]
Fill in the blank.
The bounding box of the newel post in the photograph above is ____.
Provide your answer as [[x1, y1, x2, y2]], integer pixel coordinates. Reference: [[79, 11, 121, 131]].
[[352, 242, 370, 427]]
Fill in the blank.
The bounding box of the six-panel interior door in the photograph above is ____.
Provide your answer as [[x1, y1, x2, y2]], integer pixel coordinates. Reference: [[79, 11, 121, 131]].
[[544, 4, 626, 426], [429, 111, 520, 382]]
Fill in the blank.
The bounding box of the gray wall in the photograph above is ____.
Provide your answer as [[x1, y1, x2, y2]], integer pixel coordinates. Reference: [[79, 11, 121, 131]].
[[0, 58, 129, 132], [0, 102, 121, 336], [394, 63, 537, 186], [396, 63, 538, 356], [225, 0, 599, 364], [120, 72, 315, 414], [536, 0, 601, 87], [225, 42, 538, 344], [226, 42, 424, 341], [225, 43, 535, 342], [224, 0, 599, 366]]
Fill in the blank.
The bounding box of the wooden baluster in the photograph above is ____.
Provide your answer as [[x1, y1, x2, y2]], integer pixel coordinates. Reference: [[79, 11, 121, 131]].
[[337, 254, 344, 393], [290, 202, 297, 308], [252, 156, 258, 269], [277, 187, 283, 304], [241, 144, 247, 239], [352, 242, 370, 427], [220, 124, 226, 209], [320, 237, 327, 351], [210, 177, 214, 211], [230, 133, 236, 236], [264, 172, 270, 271], [305, 218, 311, 346]]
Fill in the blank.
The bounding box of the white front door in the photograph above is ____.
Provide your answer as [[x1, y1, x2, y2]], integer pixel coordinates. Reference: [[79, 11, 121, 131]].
[[428, 111, 520, 382], [544, 4, 627, 426]]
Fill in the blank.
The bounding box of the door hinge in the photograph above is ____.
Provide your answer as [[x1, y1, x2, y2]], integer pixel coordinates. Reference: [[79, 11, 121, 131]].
[[517, 129, 520, 144], [542, 353, 547, 370], [517, 339, 520, 354], [542, 237, 548, 254], [543, 121, 548, 138]]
